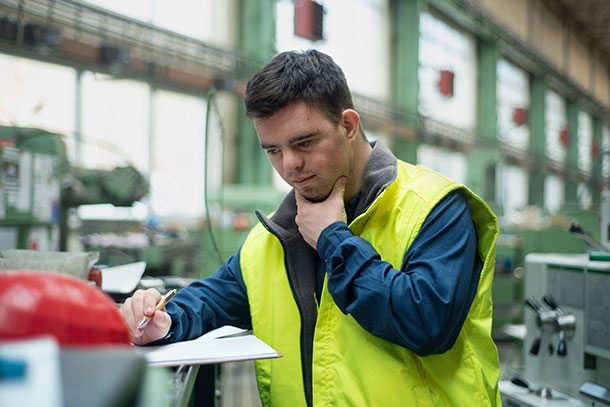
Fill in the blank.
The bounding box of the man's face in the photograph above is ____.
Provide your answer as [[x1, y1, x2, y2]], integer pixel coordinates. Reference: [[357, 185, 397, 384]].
[[254, 101, 352, 202]]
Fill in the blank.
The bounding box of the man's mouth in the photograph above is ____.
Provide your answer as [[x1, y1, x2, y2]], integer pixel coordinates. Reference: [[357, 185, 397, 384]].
[[292, 175, 315, 187]]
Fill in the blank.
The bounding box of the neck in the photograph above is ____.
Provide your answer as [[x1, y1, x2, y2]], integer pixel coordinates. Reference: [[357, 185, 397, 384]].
[[345, 137, 373, 201]]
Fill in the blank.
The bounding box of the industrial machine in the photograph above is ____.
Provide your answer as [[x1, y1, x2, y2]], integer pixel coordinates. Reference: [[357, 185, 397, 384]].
[[0, 125, 148, 252], [499, 253, 610, 406], [499, 192, 610, 406], [500, 257, 610, 405]]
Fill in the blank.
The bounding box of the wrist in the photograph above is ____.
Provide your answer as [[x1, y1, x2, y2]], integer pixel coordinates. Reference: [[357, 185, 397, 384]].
[[317, 222, 353, 257]]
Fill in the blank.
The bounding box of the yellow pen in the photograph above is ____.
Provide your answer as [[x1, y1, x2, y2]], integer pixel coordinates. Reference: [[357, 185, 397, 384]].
[[137, 289, 177, 329]]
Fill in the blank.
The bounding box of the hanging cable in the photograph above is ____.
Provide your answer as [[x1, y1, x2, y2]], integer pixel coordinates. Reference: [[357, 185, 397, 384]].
[[204, 85, 225, 266]]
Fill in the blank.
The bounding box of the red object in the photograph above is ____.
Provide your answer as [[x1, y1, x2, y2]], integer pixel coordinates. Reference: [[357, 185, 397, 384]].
[[560, 126, 571, 147], [88, 267, 102, 288], [438, 70, 454, 97], [0, 271, 130, 346], [0, 138, 15, 148], [512, 107, 528, 126], [294, 0, 324, 42], [591, 141, 600, 159]]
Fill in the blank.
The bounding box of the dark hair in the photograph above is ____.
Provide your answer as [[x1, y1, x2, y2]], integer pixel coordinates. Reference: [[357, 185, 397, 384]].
[[244, 49, 354, 125]]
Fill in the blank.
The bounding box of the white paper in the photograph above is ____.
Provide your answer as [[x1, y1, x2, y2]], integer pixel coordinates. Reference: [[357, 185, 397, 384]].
[[138, 326, 281, 367], [101, 261, 147, 293], [0, 336, 64, 407]]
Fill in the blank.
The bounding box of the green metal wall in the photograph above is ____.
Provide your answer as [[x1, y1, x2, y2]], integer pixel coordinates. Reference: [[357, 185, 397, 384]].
[[236, 0, 277, 186]]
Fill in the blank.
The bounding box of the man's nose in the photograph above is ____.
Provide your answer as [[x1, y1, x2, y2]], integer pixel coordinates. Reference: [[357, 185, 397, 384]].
[[283, 150, 303, 171]]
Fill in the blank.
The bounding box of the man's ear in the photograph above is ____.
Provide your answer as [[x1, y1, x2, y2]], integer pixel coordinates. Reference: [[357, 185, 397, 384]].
[[341, 109, 360, 141]]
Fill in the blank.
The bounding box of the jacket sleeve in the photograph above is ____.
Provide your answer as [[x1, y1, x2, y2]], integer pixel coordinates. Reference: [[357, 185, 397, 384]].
[[160, 249, 252, 343], [317, 190, 483, 356]]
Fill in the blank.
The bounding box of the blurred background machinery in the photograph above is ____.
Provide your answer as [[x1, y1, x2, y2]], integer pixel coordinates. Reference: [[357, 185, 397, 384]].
[[0, 123, 284, 282], [498, 192, 610, 405], [499, 252, 610, 406]]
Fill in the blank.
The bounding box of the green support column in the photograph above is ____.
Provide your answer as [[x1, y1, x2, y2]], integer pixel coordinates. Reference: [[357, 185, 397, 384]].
[[476, 41, 498, 143], [389, 0, 420, 164], [564, 100, 579, 205], [466, 40, 497, 202], [592, 117, 604, 206], [528, 76, 546, 206], [236, 0, 276, 185]]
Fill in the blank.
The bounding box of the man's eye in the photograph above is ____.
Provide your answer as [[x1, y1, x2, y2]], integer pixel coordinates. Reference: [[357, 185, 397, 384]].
[[266, 149, 279, 155], [297, 140, 311, 148]]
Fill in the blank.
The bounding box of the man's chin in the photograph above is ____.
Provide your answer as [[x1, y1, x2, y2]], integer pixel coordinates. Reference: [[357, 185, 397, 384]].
[[297, 189, 331, 203]]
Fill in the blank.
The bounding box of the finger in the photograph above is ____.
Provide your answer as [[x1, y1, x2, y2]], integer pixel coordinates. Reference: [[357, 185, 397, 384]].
[[120, 298, 136, 330], [120, 299, 145, 339], [143, 288, 162, 316], [130, 289, 146, 319], [152, 308, 171, 331]]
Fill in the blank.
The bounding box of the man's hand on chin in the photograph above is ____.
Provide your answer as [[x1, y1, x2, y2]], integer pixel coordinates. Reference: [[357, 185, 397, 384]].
[[295, 176, 347, 248]]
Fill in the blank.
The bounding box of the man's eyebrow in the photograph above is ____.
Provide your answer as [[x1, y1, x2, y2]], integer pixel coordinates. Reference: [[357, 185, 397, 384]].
[[260, 133, 317, 149], [289, 133, 317, 144]]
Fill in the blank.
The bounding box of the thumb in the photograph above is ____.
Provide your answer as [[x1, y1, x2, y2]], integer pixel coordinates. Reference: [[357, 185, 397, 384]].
[[331, 176, 347, 200]]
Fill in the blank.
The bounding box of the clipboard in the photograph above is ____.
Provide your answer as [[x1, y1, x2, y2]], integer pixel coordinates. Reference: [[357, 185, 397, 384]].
[[137, 326, 281, 367]]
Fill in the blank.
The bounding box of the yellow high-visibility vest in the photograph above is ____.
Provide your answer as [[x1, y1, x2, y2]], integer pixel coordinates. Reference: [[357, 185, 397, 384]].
[[241, 160, 501, 406]]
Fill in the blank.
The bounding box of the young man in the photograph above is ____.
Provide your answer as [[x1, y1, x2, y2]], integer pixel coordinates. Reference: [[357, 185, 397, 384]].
[[121, 50, 501, 406]]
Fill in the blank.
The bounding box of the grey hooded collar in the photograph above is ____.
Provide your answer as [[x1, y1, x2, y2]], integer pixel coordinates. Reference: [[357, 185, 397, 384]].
[[255, 140, 398, 237]]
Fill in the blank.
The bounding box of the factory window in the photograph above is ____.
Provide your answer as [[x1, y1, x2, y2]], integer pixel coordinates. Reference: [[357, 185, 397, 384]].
[[497, 59, 529, 150], [418, 11, 477, 132], [578, 111, 593, 174], [578, 111, 593, 209], [417, 144, 466, 184], [0, 54, 75, 149], [84, 0, 233, 46], [544, 175, 564, 214], [150, 90, 207, 218], [84, 0, 151, 21], [495, 59, 529, 222], [275, 0, 390, 101], [577, 183, 592, 210], [80, 72, 149, 172], [545, 89, 567, 163], [152, 0, 232, 46], [544, 89, 566, 213], [496, 165, 528, 223]]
